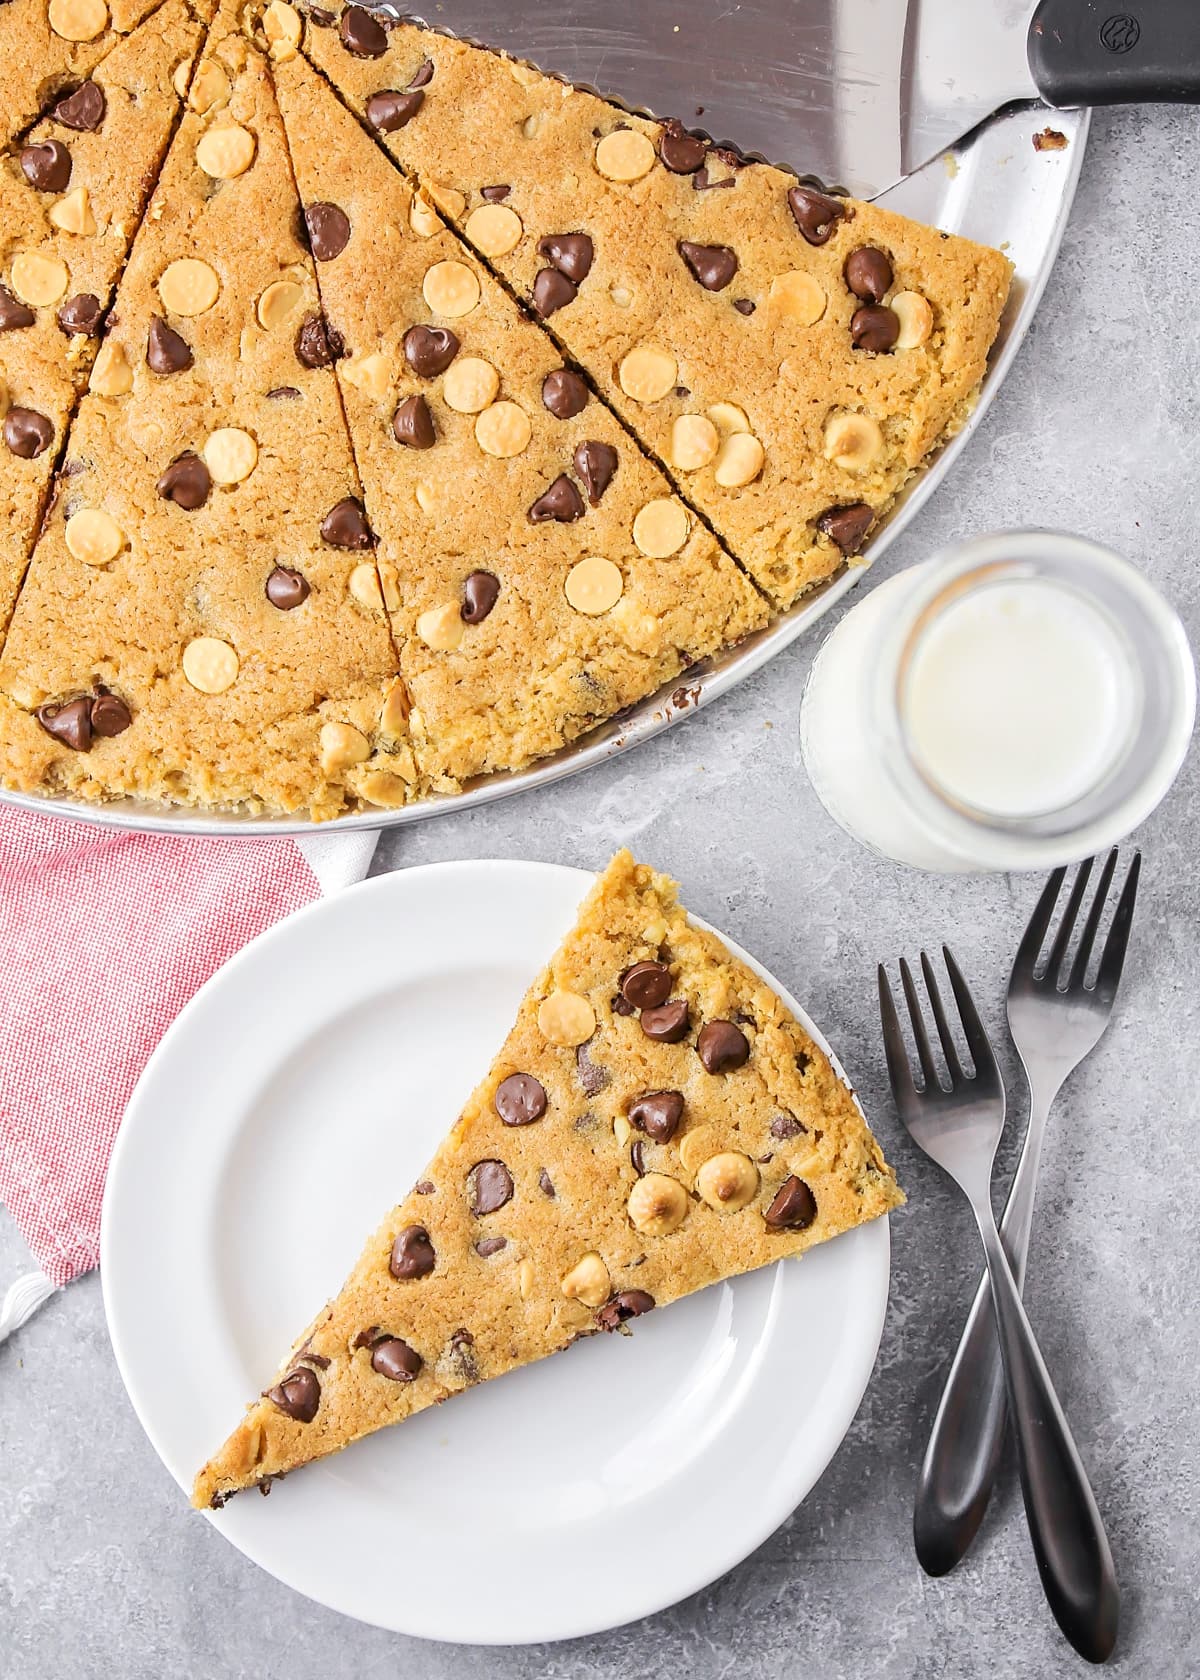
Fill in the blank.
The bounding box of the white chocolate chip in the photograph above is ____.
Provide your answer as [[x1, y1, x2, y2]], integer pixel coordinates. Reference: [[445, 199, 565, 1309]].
[[414, 481, 437, 513], [172, 60, 190, 99], [340, 351, 390, 400], [408, 191, 440, 238], [518, 1257, 535, 1300], [632, 497, 688, 558], [610, 596, 661, 652], [560, 1251, 611, 1309], [377, 562, 400, 612], [823, 411, 884, 472], [892, 290, 933, 350], [695, 1151, 759, 1213], [464, 202, 523, 258], [627, 1173, 689, 1236], [380, 678, 410, 737], [422, 259, 480, 318], [203, 427, 257, 485], [48, 187, 96, 237], [609, 283, 632, 308], [442, 355, 499, 414], [520, 114, 540, 141], [426, 183, 467, 219], [508, 59, 541, 89], [189, 60, 229, 115], [89, 339, 132, 397], [714, 431, 765, 489], [262, 0, 301, 60], [158, 257, 219, 316], [416, 600, 465, 652], [319, 719, 370, 772], [182, 636, 239, 694], [678, 1125, 721, 1180], [618, 344, 677, 404], [10, 252, 69, 308], [613, 1115, 632, 1148], [769, 269, 826, 326], [474, 400, 531, 458], [537, 989, 596, 1047], [564, 555, 622, 615], [348, 562, 385, 611], [595, 129, 655, 183], [255, 278, 303, 331], [195, 122, 255, 180], [64, 508, 123, 566], [353, 767, 411, 806], [670, 413, 719, 472], [47, 0, 107, 41], [706, 401, 751, 438]]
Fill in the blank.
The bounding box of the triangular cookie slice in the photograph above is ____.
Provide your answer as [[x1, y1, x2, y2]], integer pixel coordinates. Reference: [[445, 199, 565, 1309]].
[[0, 0, 208, 632], [0, 4, 415, 818], [270, 46, 766, 791], [193, 849, 903, 1507], [302, 11, 1012, 610]]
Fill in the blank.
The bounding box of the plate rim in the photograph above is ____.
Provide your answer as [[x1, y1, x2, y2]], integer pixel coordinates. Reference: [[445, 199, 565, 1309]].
[[101, 858, 892, 1643]]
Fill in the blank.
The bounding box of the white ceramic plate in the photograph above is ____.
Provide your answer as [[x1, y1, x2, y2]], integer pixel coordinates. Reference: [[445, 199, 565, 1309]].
[[102, 861, 891, 1644]]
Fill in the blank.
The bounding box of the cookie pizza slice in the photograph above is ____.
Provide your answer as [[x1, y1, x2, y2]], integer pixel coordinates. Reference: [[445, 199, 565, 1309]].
[[269, 44, 766, 792], [302, 8, 1012, 610], [0, 0, 414, 818], [193, 849, 903, 1507], [0, 0, 210, 632]]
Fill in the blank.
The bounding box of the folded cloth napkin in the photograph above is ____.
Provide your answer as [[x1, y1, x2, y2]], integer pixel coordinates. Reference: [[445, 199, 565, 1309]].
[[0, 806, 377, 1339]]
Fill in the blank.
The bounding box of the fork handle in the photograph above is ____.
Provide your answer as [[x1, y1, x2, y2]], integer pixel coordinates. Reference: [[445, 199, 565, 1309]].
[[976, 1213, 1119, 1664]]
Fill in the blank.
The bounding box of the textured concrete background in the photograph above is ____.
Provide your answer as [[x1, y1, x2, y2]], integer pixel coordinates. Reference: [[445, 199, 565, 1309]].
[[2, 106, 1198, 1678]]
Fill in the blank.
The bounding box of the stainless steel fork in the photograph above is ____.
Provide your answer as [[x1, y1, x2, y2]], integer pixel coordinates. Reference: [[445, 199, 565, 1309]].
[[880, 948, 1119, 1665], [914, 852, 1141, 1580]]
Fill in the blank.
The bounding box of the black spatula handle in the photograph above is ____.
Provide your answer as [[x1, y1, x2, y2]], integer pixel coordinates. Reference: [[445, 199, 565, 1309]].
[[1029, 0, 1200, 106]]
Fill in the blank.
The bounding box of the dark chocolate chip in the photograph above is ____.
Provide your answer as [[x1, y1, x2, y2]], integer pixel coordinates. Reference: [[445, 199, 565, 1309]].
[[542, 367, 588, 419], [475, 1236, 507, 1257], [495, 1072, 547, 1126], [612, 994, 635, 1017], [20, 140, 71, 192], [468, 1158, 513, 1215], [370, 1336, 423, 1381], [295, 312, 343, 368], [619, 959, 671, 1010], [659, 118, 707, 174], [146, 315, 193, 374], [678, 240, 738, 291], [392, 393, 435, 448], [389, 1223, 436, 1279], [692, 165, 736, 192], [696, 1019, 750, 1073], [673, 385, 691, 399], [630, 1139, 646, 1176], [733, 298, 756, 316], [850, 303, 899, 352], [764, 1175, 817, 1230], [531, 267, 577, 318], [787, 184, 847, 245], [844, 245, 893, 303], [265, 565, 310, 610], [403, 323, 459, 377], [89, 692, 131, 738], [321, 496, 372, 548], [538, 1168, 556, 1197], [628, 1089, 684, 1143], [770, 1114, 805, 1140], [575, 1040, 608, 1096], [156, 451, 210, 509], [266, 1366, 320, 1421], [36, 697, 93, 751], [306, 4, 336, 21], [537, 232, 593, 283], [53, 81, 105, 132], [365, 88, 424, 131], [480, 184, 510, 201], [461, 569, 499, 623], [596, 1289, 655, 1330], [265, 385, 301, 400], [298, 1349, 330, 1369], [572, 440, 618, 506], [407, 56, 434, 88], [0, 286, 36, 332], [3, 407, 53, 459], [339, 4, 387, 57], [305, 201, 351, 261], [816, 501, 874, 556], [529, 473, 584, 523], [413, 1179, 435, 1195], [351, 1326, 380, 1350], [57, 292, 102, 336], [640, 1000, 690, 1043]]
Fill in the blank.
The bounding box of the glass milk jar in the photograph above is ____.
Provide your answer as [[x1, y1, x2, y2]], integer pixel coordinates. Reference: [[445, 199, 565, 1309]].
[[799, 532, 1196, 872]]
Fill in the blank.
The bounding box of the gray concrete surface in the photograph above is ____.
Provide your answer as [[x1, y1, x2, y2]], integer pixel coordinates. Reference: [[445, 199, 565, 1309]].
[[2, 105, 1198, 1679]]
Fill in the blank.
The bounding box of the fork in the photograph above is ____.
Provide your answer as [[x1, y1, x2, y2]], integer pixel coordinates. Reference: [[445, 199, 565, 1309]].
[[914, 852, 1141, 1580], [880, 948, 1119, 1664]]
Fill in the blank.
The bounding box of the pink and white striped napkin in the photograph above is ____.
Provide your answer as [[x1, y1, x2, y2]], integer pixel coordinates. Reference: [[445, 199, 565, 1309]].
[[0, 805, 377, 1338]]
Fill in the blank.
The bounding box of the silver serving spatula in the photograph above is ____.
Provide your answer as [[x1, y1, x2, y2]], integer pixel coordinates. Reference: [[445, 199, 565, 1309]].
[[385, 0, 1200, 197]]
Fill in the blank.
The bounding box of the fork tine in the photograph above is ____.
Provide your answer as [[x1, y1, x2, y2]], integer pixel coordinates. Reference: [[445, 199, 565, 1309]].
[[942, 945, 1001, 1083], [1044, 855, 1094, 984], [878, 965, 919, 1113], [1066, 847, 1118, 991], [1094, 850, 1141, 1003], [1011, 865, 1067, 980], [920, 949, 963, 1084], [900, 956, 938, 1089]]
